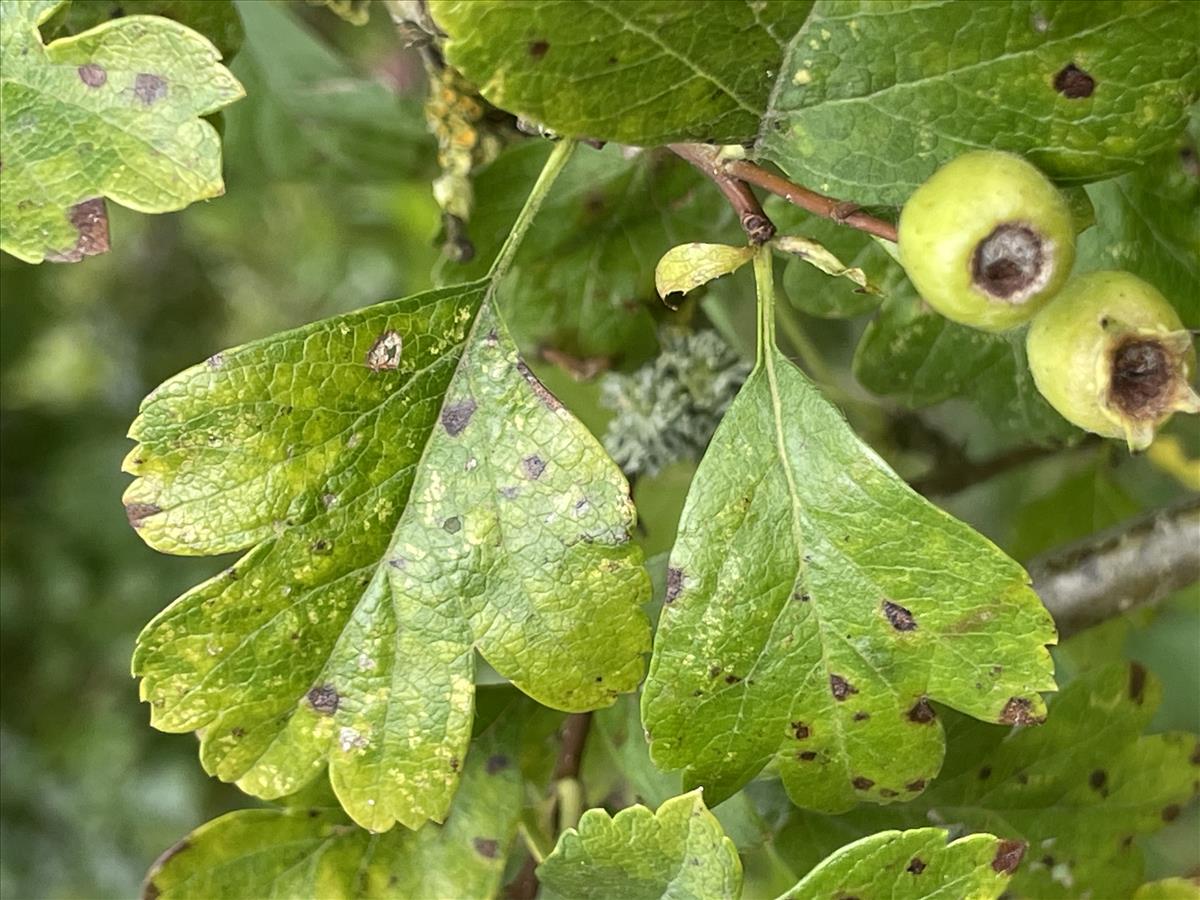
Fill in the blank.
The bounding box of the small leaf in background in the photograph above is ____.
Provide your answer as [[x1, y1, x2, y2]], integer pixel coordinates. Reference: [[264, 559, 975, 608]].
[[768, 201, 900, 319], [460, 144, 739, 365], [1007, 464, 1139, 561], [759, 0, 1199, 204], [537, 790, 742, 900], [127, 270, 650, 831], [783, 828, 1020, 900], [853, 290, 1080, 445], [774, 235, 879, 299], [428, 0, 813, 146], [774, 664, 1199, 899], [0, 0, 244, 263], [142, 726, 522, 900], [643, 344, 1056, 812], [655, 243, 755, 302]]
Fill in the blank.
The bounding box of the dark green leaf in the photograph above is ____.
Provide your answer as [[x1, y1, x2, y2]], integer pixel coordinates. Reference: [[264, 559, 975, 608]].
[[429, 0, 813, 145], [759, 0, 1200, 204], [459, 144, 737, 362], [853, 289, 1080, 445]]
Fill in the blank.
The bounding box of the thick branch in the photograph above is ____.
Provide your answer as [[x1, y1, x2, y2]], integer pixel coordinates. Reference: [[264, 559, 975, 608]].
[[724, 157, 899, 242], [668, 144, 775, 245], [1032, 497, 1200, 639]]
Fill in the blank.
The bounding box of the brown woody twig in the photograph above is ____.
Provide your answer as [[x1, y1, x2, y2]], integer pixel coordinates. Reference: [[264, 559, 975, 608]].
[[724, 157, 899, 242], [667, 144, 776, 245]]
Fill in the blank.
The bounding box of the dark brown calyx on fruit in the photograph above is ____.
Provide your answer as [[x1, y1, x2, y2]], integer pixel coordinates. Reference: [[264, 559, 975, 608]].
[[1109, 339, 1175, 419], [971, 223, 1049, 302]]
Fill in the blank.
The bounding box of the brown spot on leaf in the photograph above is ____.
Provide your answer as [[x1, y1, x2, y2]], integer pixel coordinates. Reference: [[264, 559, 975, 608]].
[[879, 788, 898, 798], [907, 857, 926, 874], [528, 39, 549, 59], [486, 754, 510, 774], [1054, 62, 1095, 98], [852, 776, 874, 790], [443, 516, 462, 534], [908, 698, 936, 723], [134, 72, 168, 105], [830, 674, 857, 700], [1089, 769, 1107, 791], [311, 538, 333, 555], [708, 665, 721, 678], [517, 360, 562, 410], [441, 399, 476, 436], [853, 711, 869, 722], [307, 684, 339, 715], [991, 839, 1026, 875], [793, 590, 811, 602], [1129, 662, 1147, 704], [882, 600, 917, 631], [666, 567, 684, 603], [125, 502, 161, 529], [231, 727, 245, 738], [724, 674, 743, 684], [1162, 804, 1181, 822], [522, 455, 546, 479], [366, 330, 403, 371], [473, 837, 499, 858], [999, 697, 1043, 726], [77, 63, 107, 87], [449, 756, 459, 772], [979, 766, 992, 779], [143, 838, 192, 899], [1190, 742, 1200, 766], [791, 721, 810, 739], [798, 751, 817, 761], [46, 197, 110, 262], [906, 778, 926, 792]]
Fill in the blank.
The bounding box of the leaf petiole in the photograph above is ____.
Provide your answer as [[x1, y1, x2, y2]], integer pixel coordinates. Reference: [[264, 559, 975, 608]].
[[488, 138, 579, 281]]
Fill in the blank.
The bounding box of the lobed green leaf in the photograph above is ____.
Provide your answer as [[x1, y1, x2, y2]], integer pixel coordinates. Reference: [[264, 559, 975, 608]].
[[126, 272, 650, 832], [0, 0, 244, 262], [142, 727, 522, 900], [643, 344, 1056, 812]]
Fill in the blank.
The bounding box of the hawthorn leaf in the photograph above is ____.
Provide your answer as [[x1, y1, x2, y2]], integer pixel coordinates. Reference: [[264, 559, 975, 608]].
[[767, 200, 899, 319], [774, 663, 1200, 900], [853, 289, 1080, 445], [142, 727, 522, 900], [428, 0, 813, 146], [126, 146, 651, 832], [781, 828, 1021, 900], [655, 243, 755, 300], [458, 143, 738, 364], [773, 236, 879, 298], [642, 339, 1056, 812], [759, 0, 1200, 204], [536, 790, 742, 900], [0, 0, 244, 263]]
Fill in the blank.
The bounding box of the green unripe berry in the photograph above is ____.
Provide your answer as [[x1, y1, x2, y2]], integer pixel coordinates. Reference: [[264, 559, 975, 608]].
[[1027, 270, 1199, 450], [898, 150, 1076, 332]]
